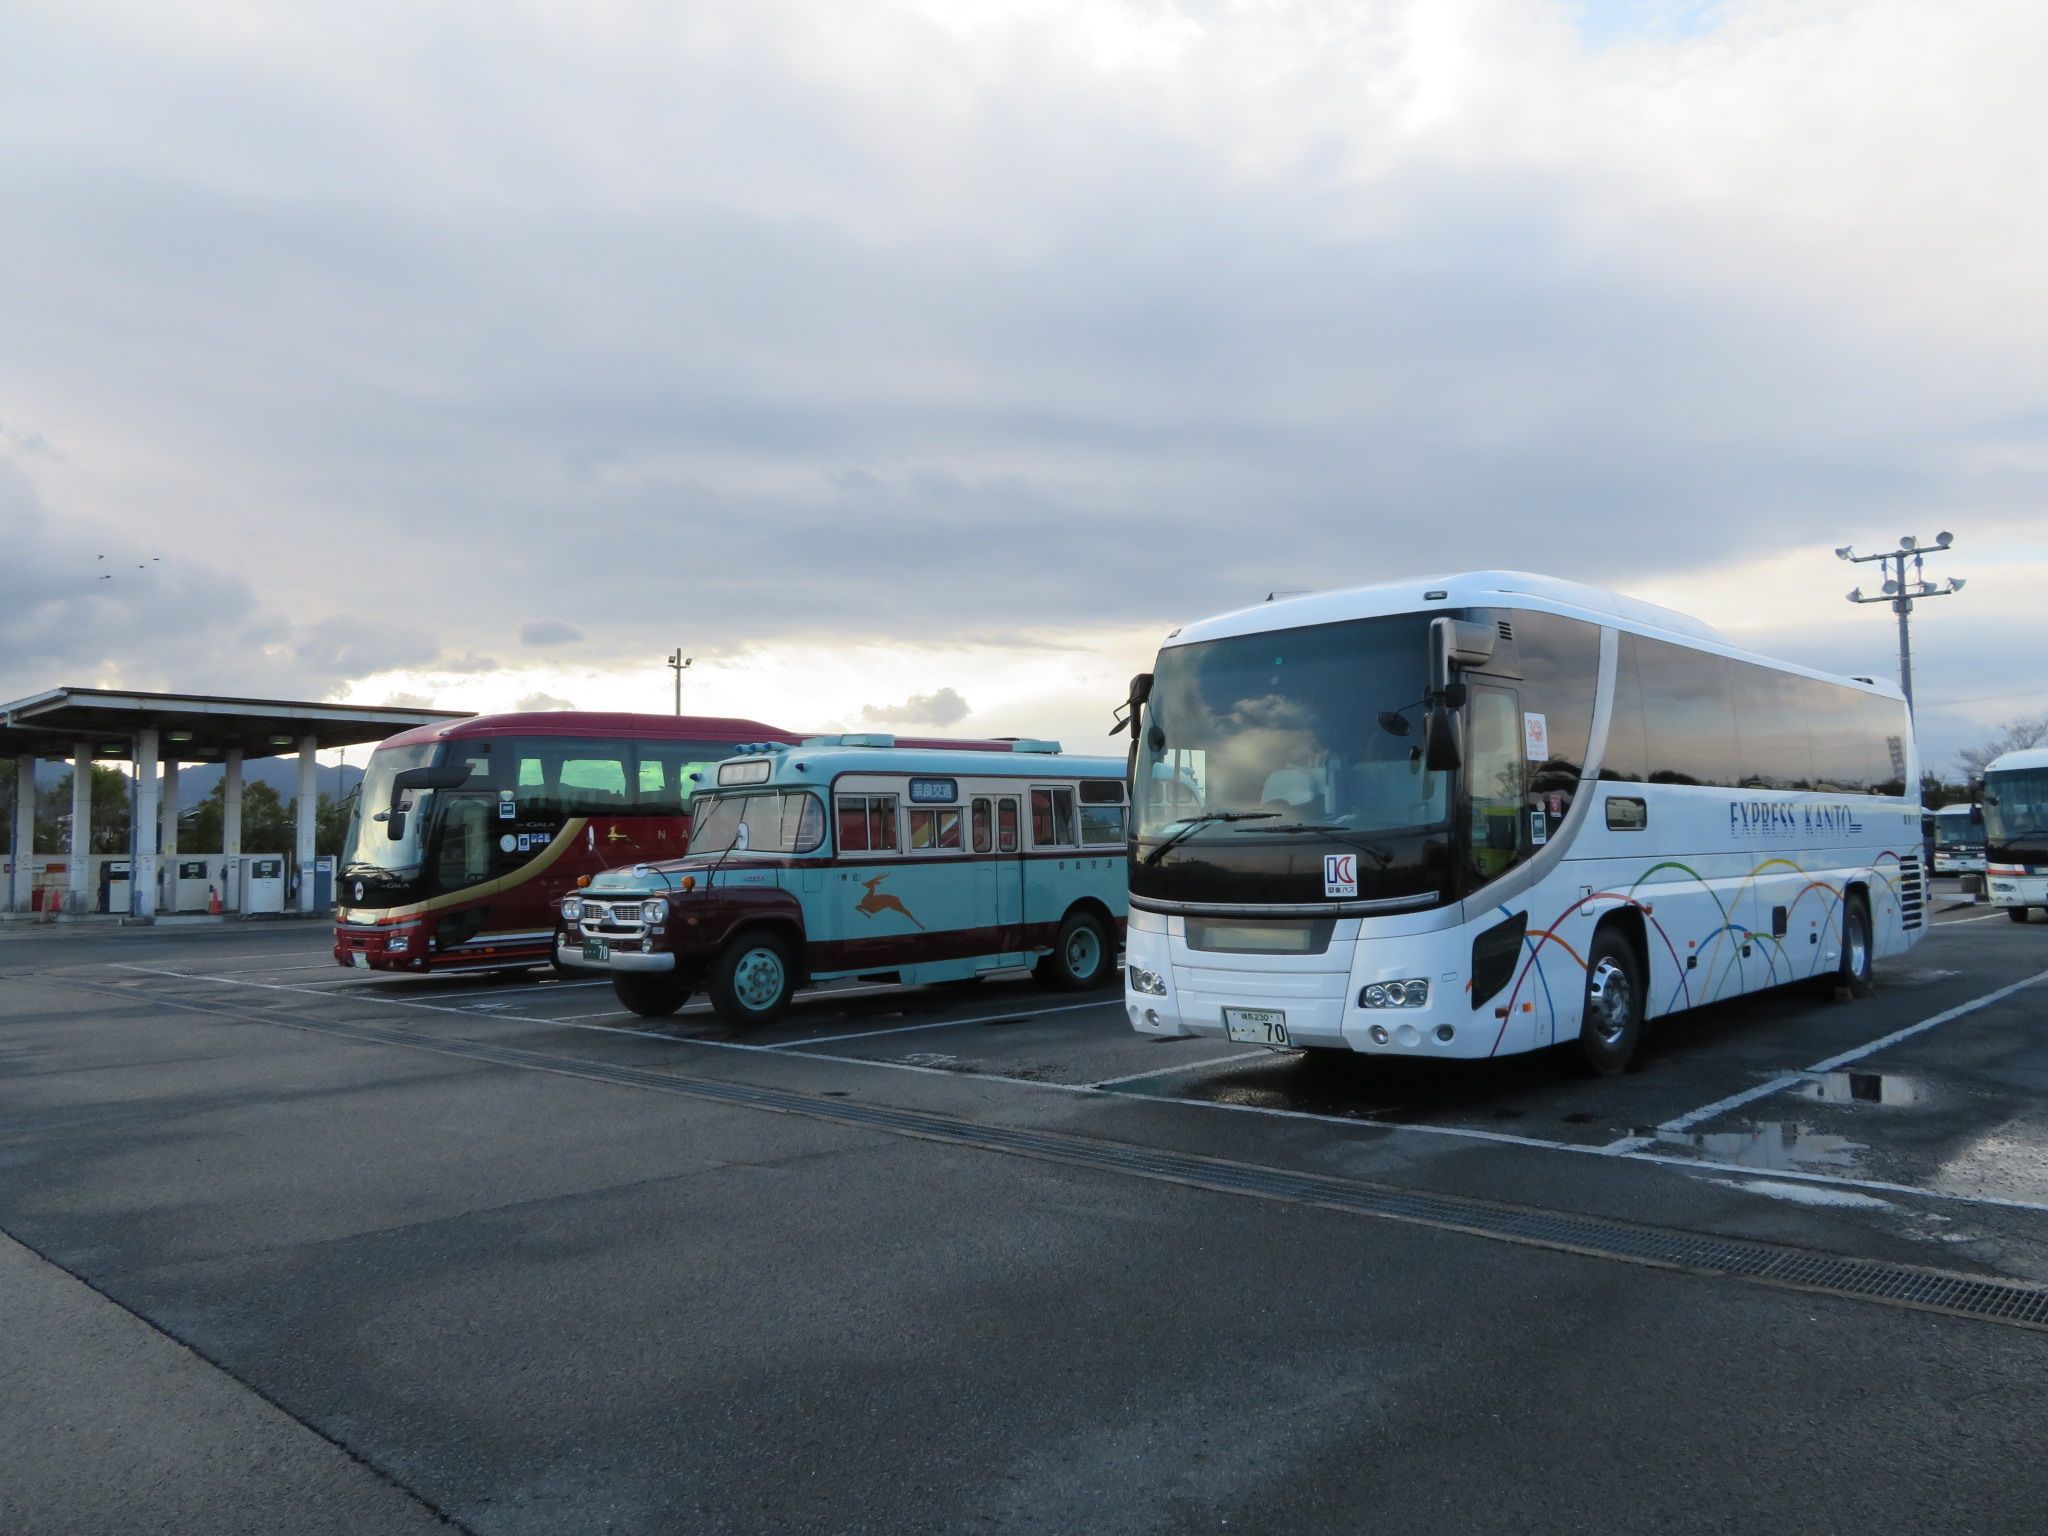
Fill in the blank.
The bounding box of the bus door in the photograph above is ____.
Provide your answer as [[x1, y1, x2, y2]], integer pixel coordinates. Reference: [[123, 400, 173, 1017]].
[[972, 795, 1026, 961]]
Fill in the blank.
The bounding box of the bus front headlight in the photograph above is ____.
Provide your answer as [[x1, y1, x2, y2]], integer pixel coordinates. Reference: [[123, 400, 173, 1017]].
[[1127, 965, 1167, 996], [560, 897, 584, 924], [642, 898, 668, 923], [1361, 979, 1430, 1008]]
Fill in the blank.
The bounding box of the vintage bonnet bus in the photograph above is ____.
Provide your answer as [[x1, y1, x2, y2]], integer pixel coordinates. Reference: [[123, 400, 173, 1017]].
[[1120, 571, 1926, 1074], [559, 737, 1129, 1024]]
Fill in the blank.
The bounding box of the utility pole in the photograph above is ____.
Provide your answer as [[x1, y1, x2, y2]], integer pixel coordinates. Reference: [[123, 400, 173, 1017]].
[[666, 650, 692, 716], [1837, 532, 1965, 714]]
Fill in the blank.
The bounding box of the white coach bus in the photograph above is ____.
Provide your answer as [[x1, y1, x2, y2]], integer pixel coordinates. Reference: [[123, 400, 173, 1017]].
[[1120, 572, 1926, 1075]]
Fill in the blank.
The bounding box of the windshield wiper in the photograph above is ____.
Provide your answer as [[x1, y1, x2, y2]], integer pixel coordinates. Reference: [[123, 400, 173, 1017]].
[[1243, 822, 1396, 867], [1141, 811, 1277, 865]]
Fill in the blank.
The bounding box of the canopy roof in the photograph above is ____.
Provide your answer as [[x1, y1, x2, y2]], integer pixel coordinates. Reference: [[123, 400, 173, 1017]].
[[0, 687, 470, 763]]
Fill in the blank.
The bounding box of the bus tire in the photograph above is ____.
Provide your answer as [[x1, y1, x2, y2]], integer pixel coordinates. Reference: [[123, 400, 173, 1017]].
[[1035, 910, 1114, 990], [1573, 928, 1643, 1078], [2009, 906, 2031, 924], [1837, 892, 1874, 996], [708, 929, 797, 1026], [613, 974, 690, 1018]]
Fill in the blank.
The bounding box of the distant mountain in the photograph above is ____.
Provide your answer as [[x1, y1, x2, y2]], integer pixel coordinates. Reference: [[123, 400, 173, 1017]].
[[173, 758, 365, 810], [23, 757, 364, 810]]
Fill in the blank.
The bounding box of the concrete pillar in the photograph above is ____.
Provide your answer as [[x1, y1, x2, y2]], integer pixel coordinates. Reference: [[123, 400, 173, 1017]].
[[132, 729, 159, 921], [69, 742, 92, 915], [159, 756, 180, 861], [296, 735, 319, 914], [7, 754, 33, 913], [223, 747, 244, 912]]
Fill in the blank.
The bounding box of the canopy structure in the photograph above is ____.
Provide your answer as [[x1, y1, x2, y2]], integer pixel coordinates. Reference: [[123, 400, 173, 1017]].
[[3, 687, 470, 920]]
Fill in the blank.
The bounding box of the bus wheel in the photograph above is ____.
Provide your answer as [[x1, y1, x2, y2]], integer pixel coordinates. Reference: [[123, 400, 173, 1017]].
[[1573, 930, 1643, 1078], [709, 930, 796, 1026], [613, 974, 690, 1018], [2009, 906, 2031, 924], [1837, 892, 1874, 995], [1035, 910, 1113, 990]]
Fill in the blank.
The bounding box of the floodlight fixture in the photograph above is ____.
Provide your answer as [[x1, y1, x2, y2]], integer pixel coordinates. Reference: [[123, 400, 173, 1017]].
[[1830, 529, 1965, 713]]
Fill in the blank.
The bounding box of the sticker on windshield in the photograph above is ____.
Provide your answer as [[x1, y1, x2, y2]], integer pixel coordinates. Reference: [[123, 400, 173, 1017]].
[[1530, 810, 1549, 847], [1323, 853, 1358, 898], [499, 834, 518, 854], [1523, 712, 1549, 762]]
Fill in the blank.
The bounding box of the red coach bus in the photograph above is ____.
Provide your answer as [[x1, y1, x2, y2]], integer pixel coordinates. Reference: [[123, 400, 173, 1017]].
[[332, 713, 1026, 975]]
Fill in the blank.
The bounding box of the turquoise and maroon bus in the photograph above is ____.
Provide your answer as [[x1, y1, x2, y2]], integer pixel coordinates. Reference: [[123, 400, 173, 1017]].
[[557, 736, 1129, 1023]]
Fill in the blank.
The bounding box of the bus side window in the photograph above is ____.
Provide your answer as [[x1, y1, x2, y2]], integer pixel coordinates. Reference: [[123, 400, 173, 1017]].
[[837, 796, 870, 853], [1031, 788, 1077, 848], [1467, 686, 1526, 883], [971, 798, 993, 854], [997, 799, 1019, 853]]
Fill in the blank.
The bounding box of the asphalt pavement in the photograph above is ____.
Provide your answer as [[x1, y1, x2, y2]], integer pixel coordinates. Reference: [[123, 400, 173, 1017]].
[[3, 890, 2045, 1534]]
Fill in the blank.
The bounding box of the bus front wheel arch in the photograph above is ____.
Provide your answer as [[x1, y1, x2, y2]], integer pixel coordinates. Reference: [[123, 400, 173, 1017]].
[[1571, 921, 1645, 1078], [708, 927, 798, 1026]]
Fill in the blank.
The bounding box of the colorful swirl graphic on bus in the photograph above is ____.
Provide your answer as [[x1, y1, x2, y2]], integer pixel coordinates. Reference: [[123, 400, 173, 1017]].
[[1487, 851, 1912, 1056]]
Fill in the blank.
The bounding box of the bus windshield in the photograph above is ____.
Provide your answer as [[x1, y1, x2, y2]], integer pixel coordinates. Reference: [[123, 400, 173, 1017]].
[[687, 791, 825, 856], [341, 742, 440, 875], [1932, 809, 1979, 848], [1137, 615, 1448, 842], [1986, 771, 2048, 843]]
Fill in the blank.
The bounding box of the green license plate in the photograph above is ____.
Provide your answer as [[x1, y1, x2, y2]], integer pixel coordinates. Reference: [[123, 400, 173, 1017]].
[[582, 938, 609, 962]]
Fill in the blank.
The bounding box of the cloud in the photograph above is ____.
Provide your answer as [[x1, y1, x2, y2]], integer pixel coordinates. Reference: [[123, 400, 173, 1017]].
[[1, 0, 2044, 723], [514, 690, 577, 712], [519, 619, 582, 646], [861, 687, 971, 728]]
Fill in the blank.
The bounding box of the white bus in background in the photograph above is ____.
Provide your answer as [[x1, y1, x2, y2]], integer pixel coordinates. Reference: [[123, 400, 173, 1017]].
[[1981, 747, 2048, 922], [1929, 804, 1985, 877], [1120, 571, 1926, 1076]]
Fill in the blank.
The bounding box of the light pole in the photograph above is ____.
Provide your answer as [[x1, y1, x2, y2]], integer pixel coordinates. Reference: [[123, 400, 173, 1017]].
[[666, 650, 692, 715], [1837, 532, 1965, 713]]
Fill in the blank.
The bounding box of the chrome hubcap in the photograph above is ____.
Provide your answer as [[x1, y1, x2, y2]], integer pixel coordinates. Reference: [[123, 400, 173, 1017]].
[[733, 948, 785, 1010], [1848, 915, 1869, 977], [1066, 926, 1101, 977], [1586, 958, 1633, 1047]]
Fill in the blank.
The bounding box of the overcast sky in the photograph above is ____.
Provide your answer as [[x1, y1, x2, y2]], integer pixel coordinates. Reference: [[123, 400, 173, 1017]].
[[3, 0, 2044, 775]]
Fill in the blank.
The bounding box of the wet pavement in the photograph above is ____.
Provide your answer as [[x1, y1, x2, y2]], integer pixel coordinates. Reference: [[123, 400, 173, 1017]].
[[4, 883, 2047, 1533]]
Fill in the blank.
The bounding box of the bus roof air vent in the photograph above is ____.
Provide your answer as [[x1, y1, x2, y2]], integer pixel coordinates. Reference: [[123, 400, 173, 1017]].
[[1007, 739, 1063, 754], [802, 733, 896, 749], [1497, 620, 1515, 641]]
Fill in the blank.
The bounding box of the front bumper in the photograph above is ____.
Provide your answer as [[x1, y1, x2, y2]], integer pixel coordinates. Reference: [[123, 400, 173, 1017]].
[[1123, 911, 1492, 1058], [556, 936, 676, 973], [1986, 873, 2048, 908]]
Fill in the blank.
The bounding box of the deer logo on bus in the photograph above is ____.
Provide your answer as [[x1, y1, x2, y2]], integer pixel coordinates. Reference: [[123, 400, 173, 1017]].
[[855, 875, 925, 930]]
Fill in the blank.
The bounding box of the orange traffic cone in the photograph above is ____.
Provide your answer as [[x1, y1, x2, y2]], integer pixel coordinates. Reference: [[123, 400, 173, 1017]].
[[208, 885, 222, 915]]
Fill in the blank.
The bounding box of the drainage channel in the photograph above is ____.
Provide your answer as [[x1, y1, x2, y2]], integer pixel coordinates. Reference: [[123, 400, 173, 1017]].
[[84, 979, 2048, 1333]]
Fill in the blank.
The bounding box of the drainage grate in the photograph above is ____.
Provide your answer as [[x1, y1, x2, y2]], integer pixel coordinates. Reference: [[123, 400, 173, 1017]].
[[101, 984, 2048, 1333]]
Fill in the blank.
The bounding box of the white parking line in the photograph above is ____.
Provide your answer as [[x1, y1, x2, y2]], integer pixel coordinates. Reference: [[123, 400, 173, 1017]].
[[1930, 912, 2013, 927], [1609, 964, 2048, 1148], [768, 998, 1123, 1050], [1086, 1050, 1270, 1089]]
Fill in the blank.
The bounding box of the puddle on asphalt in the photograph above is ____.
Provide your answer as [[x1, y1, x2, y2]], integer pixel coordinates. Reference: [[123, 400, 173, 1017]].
[[1790, 1070, 1931, 1107], [1648, 1120, 1864, 1172]]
